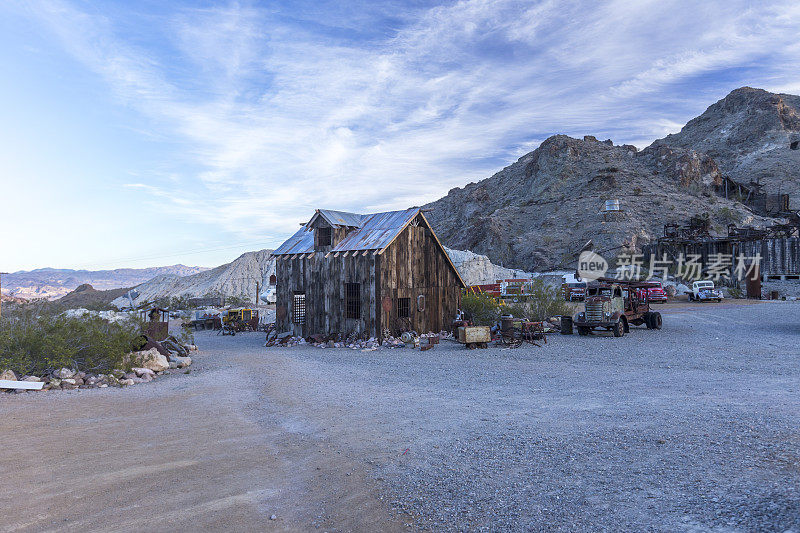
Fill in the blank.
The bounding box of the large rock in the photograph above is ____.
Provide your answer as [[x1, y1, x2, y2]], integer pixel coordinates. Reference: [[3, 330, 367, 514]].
[[129, 348, 169, 372], [131, 367, 156, 378], [172, 356, 192, 369], [55, 368, 76, 379], [0, 369, 17, 381]]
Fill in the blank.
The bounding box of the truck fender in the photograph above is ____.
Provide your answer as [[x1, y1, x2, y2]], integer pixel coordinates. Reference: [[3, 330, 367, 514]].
[[611, 312, 628, 332]]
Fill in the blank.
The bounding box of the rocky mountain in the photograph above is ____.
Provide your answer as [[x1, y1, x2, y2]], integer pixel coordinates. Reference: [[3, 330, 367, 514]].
[[111, 250, 275, 309], [55, 284, 133, 310], [654, 87, 800, 206], [3, 265, 208, 301], [425, 87, 792, 271]]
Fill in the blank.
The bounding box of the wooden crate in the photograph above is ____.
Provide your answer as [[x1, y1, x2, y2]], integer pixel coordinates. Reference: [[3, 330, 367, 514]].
[[457, 326, 491, 344]]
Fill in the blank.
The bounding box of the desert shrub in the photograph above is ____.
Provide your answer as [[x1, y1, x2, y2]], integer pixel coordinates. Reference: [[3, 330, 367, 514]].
[[461, 292, 501, 326], [502, 279, 572, 321], [0, 308, 142, 376], [727, 287, 744, 299], [716, 206, 742, 225]]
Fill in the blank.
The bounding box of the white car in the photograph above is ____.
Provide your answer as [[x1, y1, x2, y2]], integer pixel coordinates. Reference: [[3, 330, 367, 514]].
[[688, 280, 723, 302], [259, 285, 277, 304]]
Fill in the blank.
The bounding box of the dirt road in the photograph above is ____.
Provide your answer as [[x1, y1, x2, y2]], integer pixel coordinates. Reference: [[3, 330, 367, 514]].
[[0, 353, 408, 532]]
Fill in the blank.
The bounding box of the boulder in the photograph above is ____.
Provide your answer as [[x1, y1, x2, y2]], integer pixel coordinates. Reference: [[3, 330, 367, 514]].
[[173, 356, 192, 369], [55, 368, 76, 379], [129, 348, 169, 372], [132, 367, 155, 378], [0, 369, 18, 381], [22, 375, 42, 382], [119, 378, 135, 386], [49, 378, 62, 388]]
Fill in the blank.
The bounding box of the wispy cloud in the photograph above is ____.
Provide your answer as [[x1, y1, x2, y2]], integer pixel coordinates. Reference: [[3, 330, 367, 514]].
[[18, 0, 800, 246]]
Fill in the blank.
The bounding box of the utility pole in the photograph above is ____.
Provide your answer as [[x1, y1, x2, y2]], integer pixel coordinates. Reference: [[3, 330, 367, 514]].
[[255, 281, 260, 307]]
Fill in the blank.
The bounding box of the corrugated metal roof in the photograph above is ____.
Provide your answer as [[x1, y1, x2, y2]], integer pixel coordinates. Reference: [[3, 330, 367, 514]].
[[272, 207, 419, 255], [333, 208, 419, 251], [315, 209, 365, 228], [272, 226, 315, 255]]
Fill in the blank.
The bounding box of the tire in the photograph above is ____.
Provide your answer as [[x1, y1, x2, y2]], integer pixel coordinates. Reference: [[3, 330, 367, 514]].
[[644, 312, 653, 329], [577, 326, 590, 336], [613, 319, 625, 337], [650, 312, 662, 330]]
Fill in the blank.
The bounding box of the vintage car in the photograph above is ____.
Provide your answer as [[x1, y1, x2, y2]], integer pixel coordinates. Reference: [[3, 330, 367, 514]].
[[573, 278, 662, 337], [687, 280, 723, 302], [562, 282, 587, 301], [638, 281, 667, 303]]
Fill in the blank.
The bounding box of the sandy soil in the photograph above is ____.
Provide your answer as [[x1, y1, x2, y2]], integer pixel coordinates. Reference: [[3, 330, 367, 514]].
[[0, 352, 409, 532]]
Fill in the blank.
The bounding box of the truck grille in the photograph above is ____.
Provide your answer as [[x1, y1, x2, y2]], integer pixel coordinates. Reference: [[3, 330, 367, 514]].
[[586, 301, 604, 322]]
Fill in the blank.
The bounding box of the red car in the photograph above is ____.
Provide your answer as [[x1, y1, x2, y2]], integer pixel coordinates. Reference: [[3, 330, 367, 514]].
[[638, 282, 668, 303]]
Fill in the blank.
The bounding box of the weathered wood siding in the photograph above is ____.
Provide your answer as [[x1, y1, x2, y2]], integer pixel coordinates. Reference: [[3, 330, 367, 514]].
[[276, 252, 378, 337], [378, 220, 463, 336]]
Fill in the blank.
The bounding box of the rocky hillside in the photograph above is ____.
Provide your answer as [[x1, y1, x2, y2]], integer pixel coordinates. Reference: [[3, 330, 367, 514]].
[[111, 250, 274, 308], [654, 87, 800, 205], [55, 284, 132, 310], [425, 87, 793, 271], [445, 247, 532, 285], [4, 265, 208, 301]]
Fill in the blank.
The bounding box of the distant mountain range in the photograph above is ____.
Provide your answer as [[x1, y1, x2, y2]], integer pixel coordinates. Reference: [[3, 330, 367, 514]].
[[110, 250, 274, 308], [2, 265, 208, 301]]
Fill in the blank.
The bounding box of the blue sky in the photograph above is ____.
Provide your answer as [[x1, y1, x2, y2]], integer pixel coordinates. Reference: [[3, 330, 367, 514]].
[[2, 0, 800, 272]]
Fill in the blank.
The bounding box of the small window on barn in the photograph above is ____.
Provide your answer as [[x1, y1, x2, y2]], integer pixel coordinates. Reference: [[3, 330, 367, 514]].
[[397, 298, 410, 318], [345, 283, 361, 319], [791, 141, 799, 150], [319, 226, 332, 246], [269, 274, 276, 285], [293, 292, 306, 325], [417, 294, 426, 312]]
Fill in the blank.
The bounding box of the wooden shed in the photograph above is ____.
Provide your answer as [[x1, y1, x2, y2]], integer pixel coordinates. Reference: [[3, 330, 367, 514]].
[[273, 208, 465, 339]]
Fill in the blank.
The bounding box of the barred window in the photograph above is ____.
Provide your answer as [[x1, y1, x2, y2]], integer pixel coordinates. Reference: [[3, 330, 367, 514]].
[[345, 283, 360, 319], [397, 297, 410, 318], [293, 292, 306, 324], [318, 226, 332, 246]]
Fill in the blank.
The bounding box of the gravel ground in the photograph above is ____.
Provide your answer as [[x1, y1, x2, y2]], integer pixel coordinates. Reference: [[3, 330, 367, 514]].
[[4, 300, 796, 531], [197, 300, 800, 532]]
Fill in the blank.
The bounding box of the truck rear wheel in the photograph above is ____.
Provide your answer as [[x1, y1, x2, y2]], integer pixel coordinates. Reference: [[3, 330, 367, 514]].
[[650, 312, 662, 330], [644, 312, 654, 329]]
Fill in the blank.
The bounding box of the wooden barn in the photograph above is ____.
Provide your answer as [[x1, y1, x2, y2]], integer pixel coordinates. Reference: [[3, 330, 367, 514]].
[[272, 208, 465, 339]]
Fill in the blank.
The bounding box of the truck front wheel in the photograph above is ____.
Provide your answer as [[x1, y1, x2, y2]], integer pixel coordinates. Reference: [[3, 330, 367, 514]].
[[613, 319, 625, 337], [577, 326, 590, 336]]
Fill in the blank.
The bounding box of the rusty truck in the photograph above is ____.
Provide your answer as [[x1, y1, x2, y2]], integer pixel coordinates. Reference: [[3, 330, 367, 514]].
[[572, 278, 662, 337]]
